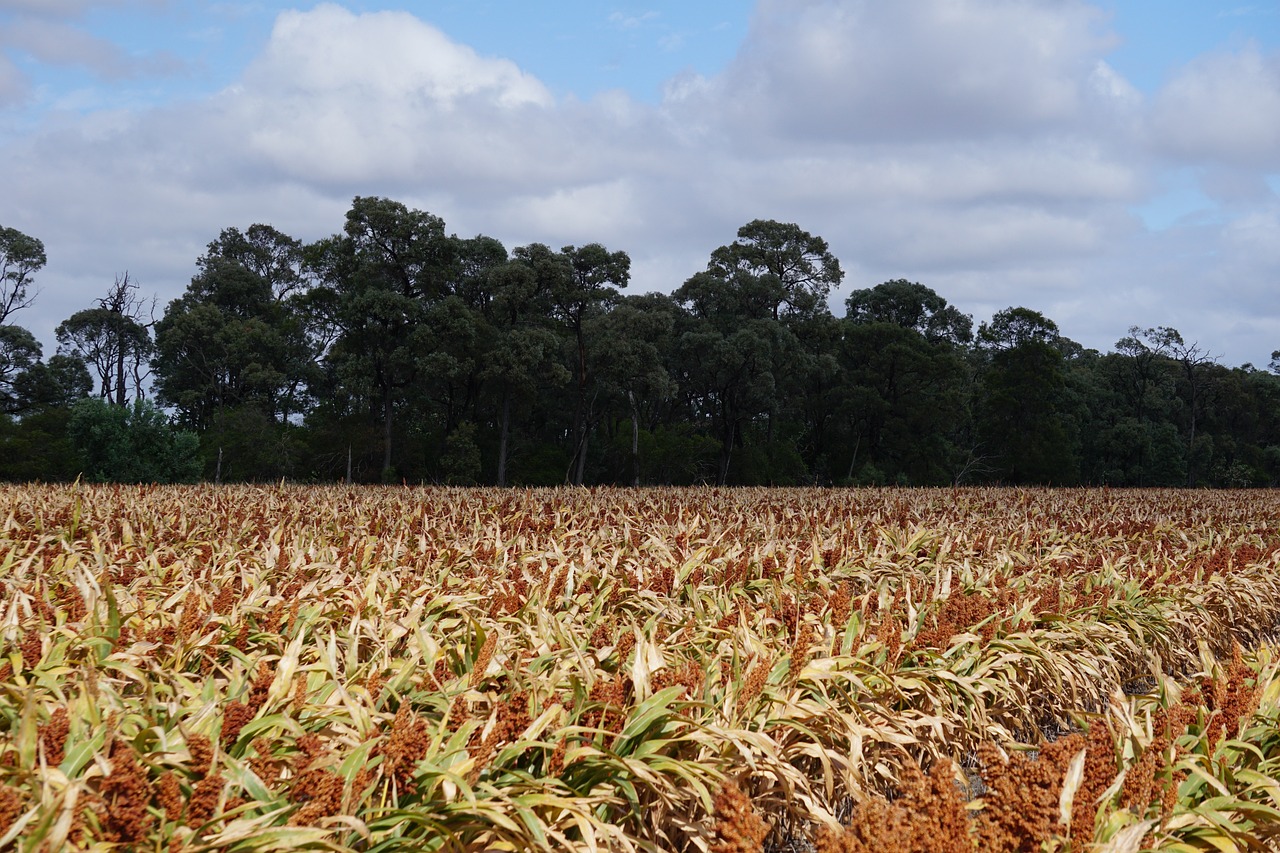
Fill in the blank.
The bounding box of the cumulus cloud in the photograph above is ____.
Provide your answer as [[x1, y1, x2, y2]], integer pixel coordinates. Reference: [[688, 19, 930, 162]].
[[1148, 45, 1280, 169], [609, 11, 659, 31], [2, 17, 185, 79], [4, 0, 1280, 368], [0, 51, 26, 105], [0, 0, 163, 17], [210, 4, 569, 189], [686, 0, 1120, 146]]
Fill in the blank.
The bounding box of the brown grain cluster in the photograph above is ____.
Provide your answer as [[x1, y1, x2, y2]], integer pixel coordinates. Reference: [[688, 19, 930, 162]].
[[467, 697, 533, 784], [815, 758, 970, 853], [98, 740, 155, 845], [1069, 720, 1121, 846], [973, 735, 1100, 851], [38, 706, 69, 767], [187, 772, 224, 827], [709, 780, 770, 853], [0, 785, 24, 838], [156, 772, 183, 823], [221, 661, 273, 747], [1120, 695, 1198, 817], [912, 591, 997, 650], [469, 632, 498, 688], [380, 705, 431, 791], [584, 674, 630, 734], [652, 657, 706, 699], [736, 654, 773, 717], [19, 628, 41, 671], [287, 737, 343, 826], [1206, 644, 1262, 751]]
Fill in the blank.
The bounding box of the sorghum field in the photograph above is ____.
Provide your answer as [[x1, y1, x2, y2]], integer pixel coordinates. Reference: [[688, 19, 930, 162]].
[[3, 485, 1280, 852]]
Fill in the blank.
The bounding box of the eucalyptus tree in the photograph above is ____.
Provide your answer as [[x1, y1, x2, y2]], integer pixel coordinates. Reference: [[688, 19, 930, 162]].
[[57, 273, 153, 407], [479, 256, 568, 485], [0, 226, 45, 325], [306, 197, 456, 480], [672, 220, 841, 484], [514, 242, 629, 484], [587, 293, 679, 485], [845, 279, 973, 345], [0, 325, 42, 414], [1147, 327, 1216, 486], [559, 243, 630, 484], [975, 307, 1079, 483], [838, 281, 972, 483], [674, 268, 791, 484], [154, 227, 312, 425], [707, 219, 843, 323]]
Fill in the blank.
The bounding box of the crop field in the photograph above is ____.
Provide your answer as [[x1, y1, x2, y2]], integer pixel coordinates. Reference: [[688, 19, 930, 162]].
[[3, 485, 1280, 851]]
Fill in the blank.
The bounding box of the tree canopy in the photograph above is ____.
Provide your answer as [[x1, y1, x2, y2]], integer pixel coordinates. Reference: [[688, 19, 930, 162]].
[[5, 205, 1279, 488]]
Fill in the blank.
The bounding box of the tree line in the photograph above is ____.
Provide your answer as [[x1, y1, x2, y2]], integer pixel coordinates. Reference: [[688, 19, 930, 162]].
[[3, 198, 1279, 487]]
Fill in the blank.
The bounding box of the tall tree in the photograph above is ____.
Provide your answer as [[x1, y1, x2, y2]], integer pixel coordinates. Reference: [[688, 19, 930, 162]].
[[976, 307, 1079, 483], [845, 279, 973, 345], [708, 219, 843, 322], [0, 226, 46, 325], [306, 197, 456, 480], [674, 269, 792, 484], [1144, 327, 1216, 486], [478, 257, 568, 485], [525, 242, 629, 485], [155, 227, 313, 428], [0, 325, 43, 413], [588, 294, 679, 485], [153, 226, 316, 480], [56, 273, 153, 406]]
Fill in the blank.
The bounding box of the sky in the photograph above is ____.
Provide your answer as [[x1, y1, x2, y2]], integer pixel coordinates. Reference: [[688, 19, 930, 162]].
[[2, 0, 1280, 368]]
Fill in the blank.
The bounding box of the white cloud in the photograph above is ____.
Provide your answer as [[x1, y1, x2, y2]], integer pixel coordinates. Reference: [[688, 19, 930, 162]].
[[5, 0, 1280, 369], [689, 0, 1120, 146], [0, 51, 27, 105], [1148, 45, 1280, 168], [501, 180, 639, 240], [608, 11, 659, 30], [0, 0, 163, 18], [2, 17, 186, 79], [254, 5, 551, 108], [206, 3, 564, 188]]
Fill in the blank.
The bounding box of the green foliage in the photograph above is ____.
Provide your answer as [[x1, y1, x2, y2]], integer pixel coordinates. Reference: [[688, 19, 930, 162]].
[[0, 225, 46, 323], [204, 405, 302, 481], [979, 336, 1080, 484], [845, 279, 973, 345], [440, 421, 481, 485], [0, 324, 42, 412], [0, 408, 80, 480], [68, 398, 201, 483], [154, 225, 313, 430], [14, 203, 1280, 488]]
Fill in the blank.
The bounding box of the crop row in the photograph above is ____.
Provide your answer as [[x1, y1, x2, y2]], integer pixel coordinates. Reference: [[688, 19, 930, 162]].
[[2, 485, 1279, 851]]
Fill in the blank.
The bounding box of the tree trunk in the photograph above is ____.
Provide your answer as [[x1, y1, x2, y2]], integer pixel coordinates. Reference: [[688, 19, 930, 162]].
[[566, 327, 588, 485], [629, 390, 640, 487], [718, 420, 735, 486], [382, 388, 394, 478], [574, 424, 589, 485], [1186, 390, 1198, 487], [846, 432, 861, 482], [497, 390, 511, 487], [115, 336, 126, 406]]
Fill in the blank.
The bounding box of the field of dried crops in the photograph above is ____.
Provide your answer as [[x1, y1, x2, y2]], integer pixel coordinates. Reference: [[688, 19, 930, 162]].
[[3, 485, 1280, 851]]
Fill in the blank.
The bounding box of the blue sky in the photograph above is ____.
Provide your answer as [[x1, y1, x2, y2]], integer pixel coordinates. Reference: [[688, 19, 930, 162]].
[[2, 0, 1280, 367]]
